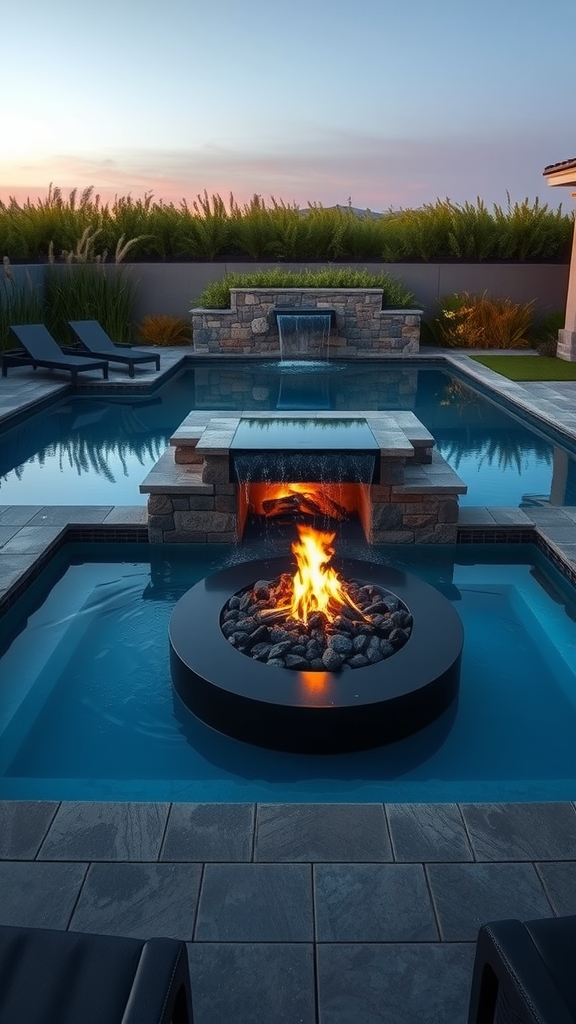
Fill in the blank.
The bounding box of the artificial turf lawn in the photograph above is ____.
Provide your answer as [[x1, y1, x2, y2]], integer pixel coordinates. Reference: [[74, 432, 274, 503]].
[[471, 355, 576, 381]]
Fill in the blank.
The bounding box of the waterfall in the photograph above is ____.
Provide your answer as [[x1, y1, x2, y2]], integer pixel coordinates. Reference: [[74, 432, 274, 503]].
[[276, 312, 332, 362], [232, 451, 376, 485]]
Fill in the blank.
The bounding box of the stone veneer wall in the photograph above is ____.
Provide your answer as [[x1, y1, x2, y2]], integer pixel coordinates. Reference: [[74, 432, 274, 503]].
[[191, 289, 422, 356]]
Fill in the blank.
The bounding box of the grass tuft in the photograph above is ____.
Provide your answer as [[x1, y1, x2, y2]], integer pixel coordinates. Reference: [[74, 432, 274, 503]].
[[471, 355, 576, 381], [192, 267, 415, 309]]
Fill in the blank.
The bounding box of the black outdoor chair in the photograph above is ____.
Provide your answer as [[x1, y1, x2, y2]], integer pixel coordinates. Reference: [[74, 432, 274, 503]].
[[0, 924, 193, 1024], [468, 914, 576, 1024], [3, 325, 108, 382], [67, 320, 160, 377]]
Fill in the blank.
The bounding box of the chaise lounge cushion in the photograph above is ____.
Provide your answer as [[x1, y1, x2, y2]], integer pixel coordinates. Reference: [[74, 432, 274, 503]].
[[67, 320, 160, 377], [0, 924, 192, 1024], [468, 915, 576, 1024]]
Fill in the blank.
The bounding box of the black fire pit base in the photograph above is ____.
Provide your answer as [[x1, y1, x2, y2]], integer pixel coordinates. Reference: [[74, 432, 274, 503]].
[[169, 558, 463, 754]]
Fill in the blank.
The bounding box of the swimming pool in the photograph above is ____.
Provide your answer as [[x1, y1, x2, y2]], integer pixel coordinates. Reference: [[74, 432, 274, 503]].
[[1, 541, 575, 803], [1, 362, 575, 508]]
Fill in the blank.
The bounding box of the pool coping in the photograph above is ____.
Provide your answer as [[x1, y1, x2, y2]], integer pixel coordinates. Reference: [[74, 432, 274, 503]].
[[1, 350, 576, 1024]]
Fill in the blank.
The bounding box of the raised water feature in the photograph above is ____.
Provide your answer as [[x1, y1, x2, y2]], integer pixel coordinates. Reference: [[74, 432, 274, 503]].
[[191, 288, 422, 355], [274, 307, 336, 361]]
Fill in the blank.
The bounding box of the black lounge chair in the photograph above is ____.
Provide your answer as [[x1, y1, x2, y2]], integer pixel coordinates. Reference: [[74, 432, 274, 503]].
[[67, 320, 160, 377], [469, 914, 576, 1023], [4, 324, 108, 381], [0, 924, 192, 1024]]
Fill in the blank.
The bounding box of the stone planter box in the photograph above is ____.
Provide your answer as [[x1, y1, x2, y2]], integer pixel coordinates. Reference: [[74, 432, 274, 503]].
[[191, 288, 423, 356]]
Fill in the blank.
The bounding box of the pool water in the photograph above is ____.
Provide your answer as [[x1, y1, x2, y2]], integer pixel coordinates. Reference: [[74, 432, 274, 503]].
[[0, 363, 575, 507], [1, 542, 575, 803]]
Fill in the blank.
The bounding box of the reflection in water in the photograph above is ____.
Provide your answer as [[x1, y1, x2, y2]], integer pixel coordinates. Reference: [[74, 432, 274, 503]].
[[0, 364, 575, 508], [437, 432, 551, 474]]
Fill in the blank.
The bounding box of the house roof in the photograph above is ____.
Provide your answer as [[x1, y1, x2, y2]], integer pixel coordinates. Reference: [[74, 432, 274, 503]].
[[543, 157, 576, 187]]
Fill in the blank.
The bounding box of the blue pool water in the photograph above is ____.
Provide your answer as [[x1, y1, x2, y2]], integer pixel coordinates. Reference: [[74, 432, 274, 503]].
[[1, 362, 575, 508], [1, 542, 575, 803]]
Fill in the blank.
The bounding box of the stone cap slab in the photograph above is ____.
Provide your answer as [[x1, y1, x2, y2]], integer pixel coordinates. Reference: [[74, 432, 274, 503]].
[[170, 411, 232, 447], [394, 452, 467, 495], [168, 410, 434, 460], [195, 417, 241, 456], [385, 411, 435, 448], [140, 449, 213, 495]]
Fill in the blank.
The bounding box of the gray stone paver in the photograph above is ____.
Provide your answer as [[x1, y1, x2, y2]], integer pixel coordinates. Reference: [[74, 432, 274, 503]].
[[69, 862, 202, 940], [1, 525, 63, 553], [0, 861, 88, 929], [387, 803, 473, 862], [255, 803, 392, 862], [188, 943, 316, 1024], [317, 943, 476, 1024], [102, 505, 148, 525], [38, 801, 170, 861], [426, 862, 554, 941], [0, 800, 59, 859], [460, 802, 576, 861], [1, 357, 576, 1021], [535, 861, 576, 916], [0, 506, 44, 526], [314, 864, 438, 942], [195, 863, 313, 942], [161, 803, 255, 862], [0, 526, 21, 547], [26, 507, 114, 526]]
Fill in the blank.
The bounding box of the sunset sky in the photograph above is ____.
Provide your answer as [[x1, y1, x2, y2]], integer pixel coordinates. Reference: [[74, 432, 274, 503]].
[[2, 0, 574, 212]]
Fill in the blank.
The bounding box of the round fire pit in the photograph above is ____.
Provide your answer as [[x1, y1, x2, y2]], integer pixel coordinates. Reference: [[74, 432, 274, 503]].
[[169, 557, 463, 754]]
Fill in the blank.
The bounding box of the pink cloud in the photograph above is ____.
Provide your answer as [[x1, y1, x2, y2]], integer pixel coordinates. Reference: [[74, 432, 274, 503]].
[[1, 128, 569, 212]]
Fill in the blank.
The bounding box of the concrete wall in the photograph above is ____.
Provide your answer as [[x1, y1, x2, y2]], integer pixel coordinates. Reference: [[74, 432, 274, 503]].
[[123, 261, 570, 323], [12, 262, 569, 324]]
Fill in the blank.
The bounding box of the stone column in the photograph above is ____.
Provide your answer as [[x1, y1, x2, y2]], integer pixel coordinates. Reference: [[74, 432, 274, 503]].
[[558, 199, 576, 361]]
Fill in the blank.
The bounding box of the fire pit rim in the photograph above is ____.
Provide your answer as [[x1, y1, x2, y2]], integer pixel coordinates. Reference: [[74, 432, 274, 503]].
[[169, 557, 463, 752]]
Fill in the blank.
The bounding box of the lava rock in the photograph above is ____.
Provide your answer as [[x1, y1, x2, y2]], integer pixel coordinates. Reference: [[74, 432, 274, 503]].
[[222, 609, 240, 622], [252, 642, 272, 659], [247, 624, 270, 647], [268, 641, 293, 659], [322, 647, 345, 670], [327, 634, 354, 656], [353, 634, 368, 653], [228, 631, 251, 647], [285, 654, 310, 670], [389, 627, 409, 647], [306, 640, 322, 660], [366, 636, 384, 663], [348, 654, 369, 668]]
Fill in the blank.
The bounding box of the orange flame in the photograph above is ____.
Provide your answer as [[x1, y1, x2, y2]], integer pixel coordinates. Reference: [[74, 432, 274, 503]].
[[287, 524, 363, 627]]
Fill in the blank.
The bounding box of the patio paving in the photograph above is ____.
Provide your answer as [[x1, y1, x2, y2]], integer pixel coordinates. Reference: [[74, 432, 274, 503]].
[[0, 349, 575, 1022], [0, 799, 575, 1022]]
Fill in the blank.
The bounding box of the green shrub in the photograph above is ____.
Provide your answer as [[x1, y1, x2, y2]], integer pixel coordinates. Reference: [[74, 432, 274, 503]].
[[427, 291, 534, 349], [529, 309, 564, 354], [45, 228, 141, 343], [0, 187, 572, 264], [192, 267, 415, 309], [0, 258, 43, 350]]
